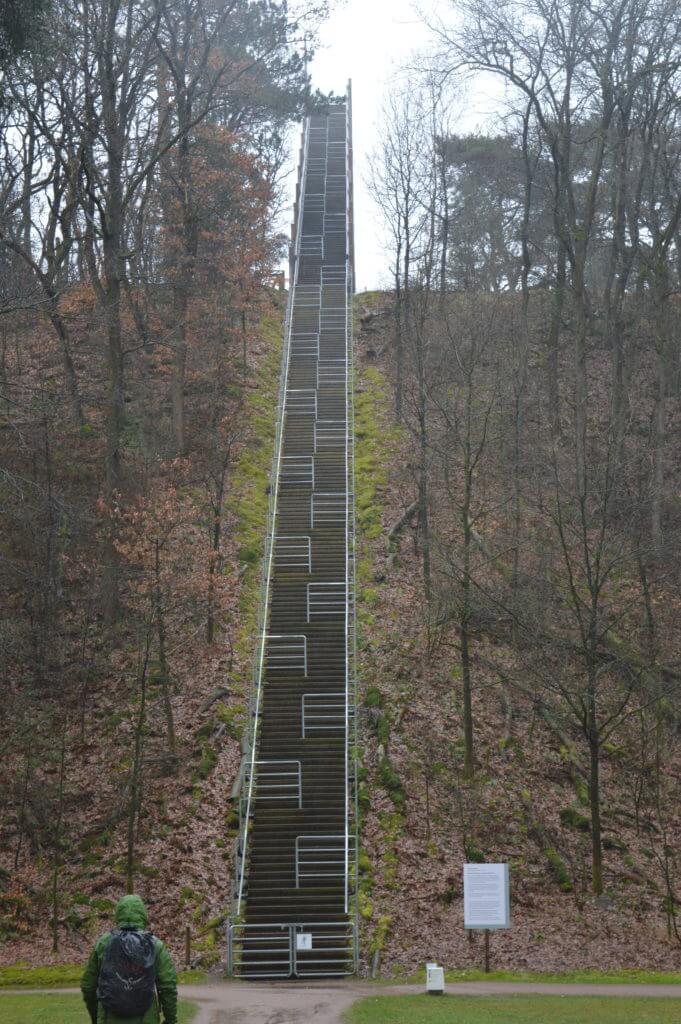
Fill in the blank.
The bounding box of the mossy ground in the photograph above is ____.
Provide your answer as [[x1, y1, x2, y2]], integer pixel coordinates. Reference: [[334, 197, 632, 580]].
[[353, 350, 407, 966], [228, 310, 283, 677], [354, 366, 399, 542]]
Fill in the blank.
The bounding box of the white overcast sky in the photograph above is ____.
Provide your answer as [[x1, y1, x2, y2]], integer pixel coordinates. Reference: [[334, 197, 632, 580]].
[[283, 0, 503, 290], [306, 0, 431, 291]]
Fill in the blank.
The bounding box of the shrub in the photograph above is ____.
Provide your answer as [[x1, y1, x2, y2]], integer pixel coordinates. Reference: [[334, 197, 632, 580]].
[[464, 839, 485, 863], [364, 686, 383, 709], [559, 806, 591, 832], [545, 847, 574, 892], [377, 757, 405, 809], [196, 746, 217, 781]]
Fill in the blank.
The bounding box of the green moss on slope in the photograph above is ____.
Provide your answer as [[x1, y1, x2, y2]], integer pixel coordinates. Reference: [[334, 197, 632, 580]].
[[228, 310, 283, 675]]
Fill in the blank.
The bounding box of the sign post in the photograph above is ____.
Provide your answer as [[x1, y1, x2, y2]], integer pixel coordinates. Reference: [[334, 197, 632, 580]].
[[463, 863, 510, 973]]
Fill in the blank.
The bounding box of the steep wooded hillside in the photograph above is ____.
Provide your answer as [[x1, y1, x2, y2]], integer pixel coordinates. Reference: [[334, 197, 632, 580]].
[[3, 286, 681, 976], [0, 293, 282, 967], [353, 292, 681, 976]]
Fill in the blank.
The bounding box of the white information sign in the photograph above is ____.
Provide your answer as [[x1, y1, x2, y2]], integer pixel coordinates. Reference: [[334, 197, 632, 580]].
[[296, 932, 313, 951], [463, 863, 510, 930]]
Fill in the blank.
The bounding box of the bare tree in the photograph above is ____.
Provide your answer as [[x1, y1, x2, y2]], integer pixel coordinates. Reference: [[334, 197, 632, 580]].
[[369, 88, 429, 422], [430, 297, 501, 778]]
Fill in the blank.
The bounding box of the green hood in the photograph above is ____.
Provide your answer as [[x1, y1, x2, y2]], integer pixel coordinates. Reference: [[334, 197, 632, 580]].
[[114, 894, 148, 929]]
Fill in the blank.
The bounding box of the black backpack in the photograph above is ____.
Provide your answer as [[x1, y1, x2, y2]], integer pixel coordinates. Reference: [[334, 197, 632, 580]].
[[97, 927, 157, 1018]]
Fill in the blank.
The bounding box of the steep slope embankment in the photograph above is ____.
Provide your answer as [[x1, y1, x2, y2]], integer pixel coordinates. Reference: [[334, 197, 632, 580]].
[[0, 304, 284, 968], [353, 293, 681, 976]]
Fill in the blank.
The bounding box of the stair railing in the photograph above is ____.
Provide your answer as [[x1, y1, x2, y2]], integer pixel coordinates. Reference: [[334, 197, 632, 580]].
[[345, 80, 360, 971]]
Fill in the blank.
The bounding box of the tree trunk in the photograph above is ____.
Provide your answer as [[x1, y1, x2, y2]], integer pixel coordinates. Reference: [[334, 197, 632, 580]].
[[126, 642, 150, 894], [415, 304, 431, 601], [51, 729, 67, 953], [461, 613, 474, 779], [512, 104, 532, 633], [14, 752, 32, 870], [48, 308, 85, 426], [418, 428, 431, 601], [100, 49, 126, 625], [167, 96, 198, 454], [572, 257, 589, 501], [170, 289, 188, 454], [461, 459, 474, 779], [588, 721, 603, 895], [21, 117, 35, 254], [207, 470, 225, 644], [393, 263, 403, 423], [547, 243, 565, 436], [651, 264, 669, 559], [651, 348, 666, 560], [438, 141, 449, 302], [154, 539, 175, 753], [102, 260, 124, 625]]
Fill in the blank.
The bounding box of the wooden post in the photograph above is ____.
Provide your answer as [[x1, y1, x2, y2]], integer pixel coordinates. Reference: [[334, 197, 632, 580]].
[[484, 929, 490, 973], [185, 925, 191, 970]]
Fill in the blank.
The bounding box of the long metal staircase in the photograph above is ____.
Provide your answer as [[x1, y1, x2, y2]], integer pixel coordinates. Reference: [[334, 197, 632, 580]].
[[228, 87, 358, 979]]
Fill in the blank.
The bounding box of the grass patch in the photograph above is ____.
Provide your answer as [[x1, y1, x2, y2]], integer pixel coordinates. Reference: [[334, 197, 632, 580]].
[[446, 969, 681, 986], [388, 968, 681, 986], [545, 846, 574, 892], [177, 970, 208, 985], [354, 368, 392, 541], [0, 963, 207, 989], [0, 965, 83, 988], [346, 994, 681, 1024], [560, 806, 591, 832], [0, 993, 198, 1022]]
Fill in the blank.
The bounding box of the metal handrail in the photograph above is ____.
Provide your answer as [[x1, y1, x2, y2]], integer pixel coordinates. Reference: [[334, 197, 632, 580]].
[[307, 581, 346, 621], [245, 760, 303, 808], [274, 535, 312, 572], [343, 97, 351, 922], [281, 455, 315, 487], [311, 491, 346, 527], [295, 834, 346, 887], [264, 634, 308, 676], [302, 693, 345, 738], [346, 80, 360, 968]]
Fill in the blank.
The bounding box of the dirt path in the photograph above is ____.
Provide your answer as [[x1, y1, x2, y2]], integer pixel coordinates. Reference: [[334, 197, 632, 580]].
[[181, 981, 368, 1024], [4, 980, 681, 1023], [155, 979, 681, 1023]]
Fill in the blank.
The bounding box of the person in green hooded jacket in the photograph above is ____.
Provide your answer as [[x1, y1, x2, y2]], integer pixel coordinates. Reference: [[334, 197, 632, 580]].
[[81, 894, 178, 1024]]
